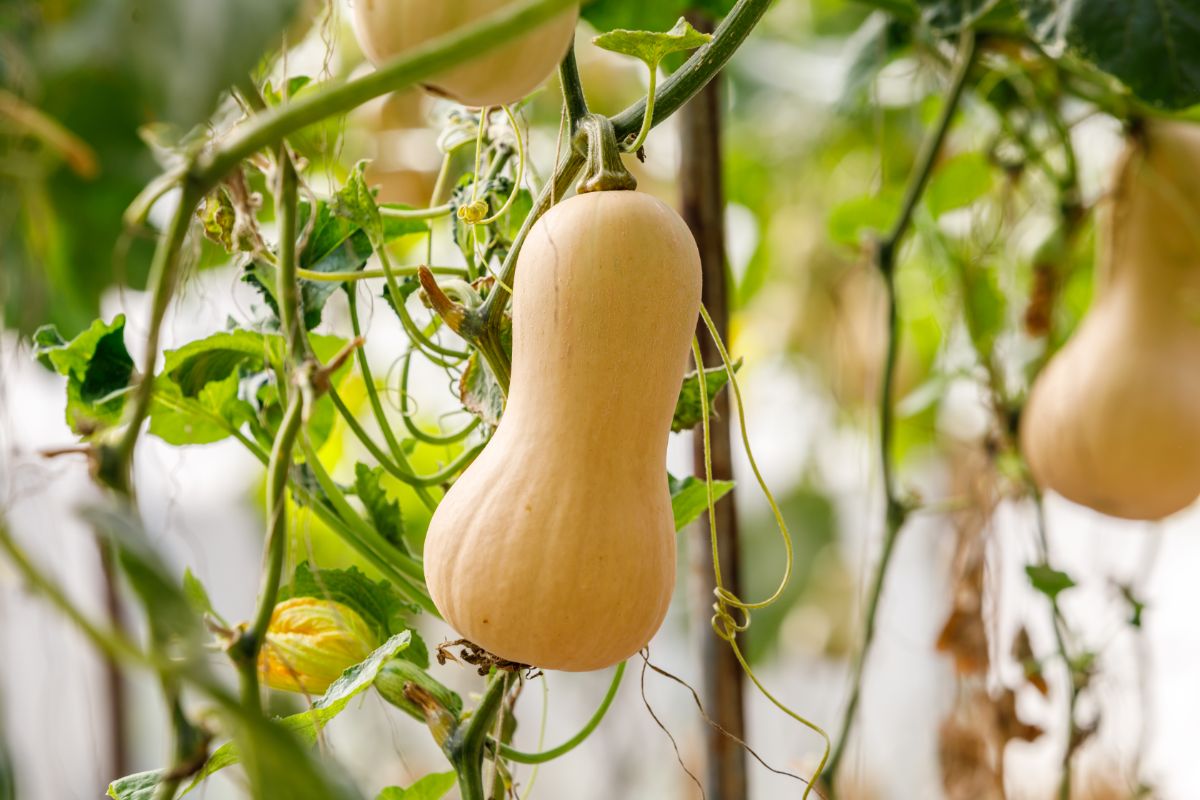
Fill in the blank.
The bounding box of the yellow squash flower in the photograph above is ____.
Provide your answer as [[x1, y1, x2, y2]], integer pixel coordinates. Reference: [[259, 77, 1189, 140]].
[[258, 597, 378, 695]]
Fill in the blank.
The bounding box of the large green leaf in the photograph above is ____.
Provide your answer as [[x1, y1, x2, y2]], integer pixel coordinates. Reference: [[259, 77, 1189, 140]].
[[33, 316, 134, 435], [1027, 0, 1200, 109], [162, 330, 279, 395], [593, 17, 713, 68]]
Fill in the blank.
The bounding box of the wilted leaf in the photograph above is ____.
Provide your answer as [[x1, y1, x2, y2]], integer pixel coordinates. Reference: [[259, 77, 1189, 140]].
[[936, 604, 989, 675], [672, 359, 742, 433], [1011, 626, 1048, 696], [459, 352, 506, 428], [993, 688, 1044, 744]]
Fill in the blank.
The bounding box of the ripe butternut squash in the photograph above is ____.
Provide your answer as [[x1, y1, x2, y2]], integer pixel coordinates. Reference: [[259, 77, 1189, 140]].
[[1021, 120, 1200, 520], [423, 139, 702, 670], [352, 0, 579, 108]]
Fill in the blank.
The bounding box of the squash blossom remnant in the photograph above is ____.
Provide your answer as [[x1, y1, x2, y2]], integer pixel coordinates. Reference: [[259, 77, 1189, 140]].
[[258, 597, 378, 694]]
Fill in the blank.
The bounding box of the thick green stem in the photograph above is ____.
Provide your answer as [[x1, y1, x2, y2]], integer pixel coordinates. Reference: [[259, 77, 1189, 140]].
[[453, 671, 515, 800], [235, 137, 307, 712], [109, 179, 203, 491], [559, 44, 590, 131], [235, 392, 304, 710], [497, 662, 625, 764], [576, 114, 637, 194], [823, 30, 977, 795]]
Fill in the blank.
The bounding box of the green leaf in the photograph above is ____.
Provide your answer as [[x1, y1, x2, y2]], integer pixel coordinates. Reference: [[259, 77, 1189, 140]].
[[1029, 0, 1200, 109], [108, 770, 160, 800], [354, 464, 410, 556], [33, 316, 135, 435], [672, 359, 742, 433], [333, 161, 386, 245], [593, 17, 713, 68], [1025, 564, 1076, 601], [377, 773, 457, 800], [669, 474, 735, 531], [924, 152, 994, 218], [149, 330, 274, 446], [183, 632, 411, 796], [162, 329, 278, 395], [279, 563, 420, 645]]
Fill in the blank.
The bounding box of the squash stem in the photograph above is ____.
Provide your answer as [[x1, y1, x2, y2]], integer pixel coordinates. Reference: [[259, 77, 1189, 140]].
[[453, 670, 516, 800], [575, 114, 637, 194]]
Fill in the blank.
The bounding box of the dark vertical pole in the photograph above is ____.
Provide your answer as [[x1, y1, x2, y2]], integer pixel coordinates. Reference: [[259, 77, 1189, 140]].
[[679, 10, 748, 800]]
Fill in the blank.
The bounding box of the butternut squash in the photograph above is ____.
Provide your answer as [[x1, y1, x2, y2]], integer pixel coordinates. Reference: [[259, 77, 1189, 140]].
[[423, 182, 702, 671], [1021, 120, 1200, 520], [352, 0, 579, 108]]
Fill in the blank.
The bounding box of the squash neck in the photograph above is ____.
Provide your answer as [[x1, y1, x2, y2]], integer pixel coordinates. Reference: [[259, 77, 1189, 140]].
[[1101, 123, 1200, 313]]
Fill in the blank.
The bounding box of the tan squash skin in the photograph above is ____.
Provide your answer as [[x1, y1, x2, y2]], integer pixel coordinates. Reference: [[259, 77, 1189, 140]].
[[1021, 120, 1200, 520], [423, 190, 702, 671], [352, 0, 579, 108]]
